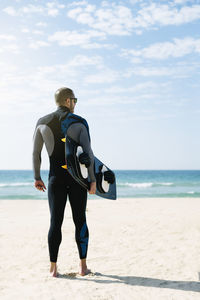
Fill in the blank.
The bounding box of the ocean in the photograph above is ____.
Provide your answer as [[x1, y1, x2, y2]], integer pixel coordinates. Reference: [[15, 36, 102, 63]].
[[0, 170, 199, 200]]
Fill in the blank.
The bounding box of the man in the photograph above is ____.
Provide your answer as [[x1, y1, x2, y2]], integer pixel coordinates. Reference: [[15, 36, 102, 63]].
[[32, 87, 96, 277]]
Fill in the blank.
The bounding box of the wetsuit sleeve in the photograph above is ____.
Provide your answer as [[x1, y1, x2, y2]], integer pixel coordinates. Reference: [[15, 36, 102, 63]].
[[32, 125, 44, 180], [67, 123, 96, 182]]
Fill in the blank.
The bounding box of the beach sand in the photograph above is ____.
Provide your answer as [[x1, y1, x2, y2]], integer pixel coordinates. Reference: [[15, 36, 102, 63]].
[[0, 197, 200, 300]]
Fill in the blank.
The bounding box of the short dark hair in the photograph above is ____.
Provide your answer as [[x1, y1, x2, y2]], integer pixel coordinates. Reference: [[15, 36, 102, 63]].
[[54, 87, 74, 106]]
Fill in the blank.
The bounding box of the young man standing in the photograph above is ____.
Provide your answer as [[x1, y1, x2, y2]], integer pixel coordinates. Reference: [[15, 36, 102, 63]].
[[32, 87, 96, 277]]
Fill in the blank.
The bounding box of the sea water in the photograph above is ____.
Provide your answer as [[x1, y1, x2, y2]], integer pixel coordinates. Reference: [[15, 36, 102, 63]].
[[0, 170, 199, 200]]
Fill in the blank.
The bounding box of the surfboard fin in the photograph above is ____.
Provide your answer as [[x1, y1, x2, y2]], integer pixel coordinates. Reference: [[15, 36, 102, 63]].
[[61, 165, 67, 169], [61, 138, 66, 142]]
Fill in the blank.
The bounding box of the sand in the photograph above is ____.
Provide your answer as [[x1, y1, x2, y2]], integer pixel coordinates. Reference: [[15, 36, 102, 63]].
[[0, 197, 200, 300]]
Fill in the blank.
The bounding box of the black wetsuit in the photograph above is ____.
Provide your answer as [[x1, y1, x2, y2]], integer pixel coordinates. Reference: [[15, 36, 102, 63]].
[[32, 106, 95, 262]]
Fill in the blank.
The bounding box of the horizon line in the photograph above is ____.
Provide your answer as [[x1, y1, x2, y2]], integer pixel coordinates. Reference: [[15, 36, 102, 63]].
[[0, 169, 200, 171]]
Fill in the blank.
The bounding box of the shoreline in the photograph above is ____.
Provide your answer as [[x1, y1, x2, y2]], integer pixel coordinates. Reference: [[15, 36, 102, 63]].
[[0, 196, 200, 200]]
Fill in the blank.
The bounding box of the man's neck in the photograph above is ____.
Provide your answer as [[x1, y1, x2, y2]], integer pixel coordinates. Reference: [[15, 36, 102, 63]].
[[57, 105, 70, 110]]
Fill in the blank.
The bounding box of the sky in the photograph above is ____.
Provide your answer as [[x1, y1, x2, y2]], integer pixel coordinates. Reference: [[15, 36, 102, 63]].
[[0, 0, 199, 170]]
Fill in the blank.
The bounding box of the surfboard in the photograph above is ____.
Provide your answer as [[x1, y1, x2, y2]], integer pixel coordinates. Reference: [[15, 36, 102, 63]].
[[61, 137, 117, 200]]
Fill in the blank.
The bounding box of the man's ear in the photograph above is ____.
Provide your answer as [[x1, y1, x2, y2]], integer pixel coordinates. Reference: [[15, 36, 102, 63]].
[[65, 98, 70, 105]]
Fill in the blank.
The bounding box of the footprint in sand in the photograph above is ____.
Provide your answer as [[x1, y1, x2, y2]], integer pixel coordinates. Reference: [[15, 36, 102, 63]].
[[62, 271, 96, 278]]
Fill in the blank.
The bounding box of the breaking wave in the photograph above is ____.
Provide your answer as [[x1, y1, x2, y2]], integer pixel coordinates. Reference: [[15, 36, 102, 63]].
[[0, 182, 32, 188], [119, 182, 174, 189]]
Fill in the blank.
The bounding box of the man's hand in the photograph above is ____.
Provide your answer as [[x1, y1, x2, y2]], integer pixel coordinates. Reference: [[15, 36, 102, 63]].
[[89, 181, 96, 194], [34, 180, 46, 192]]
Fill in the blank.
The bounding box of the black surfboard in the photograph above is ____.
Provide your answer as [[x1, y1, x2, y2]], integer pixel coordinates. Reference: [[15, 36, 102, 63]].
[[61, 137, 117, 200]]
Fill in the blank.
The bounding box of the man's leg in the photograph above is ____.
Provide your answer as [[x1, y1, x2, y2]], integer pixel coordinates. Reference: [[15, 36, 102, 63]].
[[68, 181, 90, 275], [48, 176, 68, 275]]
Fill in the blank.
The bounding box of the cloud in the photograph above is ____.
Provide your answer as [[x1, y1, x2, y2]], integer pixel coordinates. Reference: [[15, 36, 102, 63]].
[[33, 54, 119, 86], [68, 1, 88, 7], [3, 6, 17, 16], [0, 55, 102, 117], [20, 5, 44, 15], [3, 2, 65, 17], [0, 44, 19, 54], [21, 28, 30, 33], [8, 55, 106, 92], [121, 37, 200, 60], [46, 2, 64, 17], [36, 22, 48, 27], [82, 92, 164, 106], [0, 54, 120, 110], [79, 81, 172, 106], [129, 0, 144, 5], [21, 29, 44, 35], [124, 66, 181, 77], [48, 29, 115, 49], [4, 1, 200, 40], [67, 2, 200, 36], [0, 34, 16, 41], [84, 69, 119, 84], [29, 40, 50, 50], [32, 30, 44, 35], [0, 62, 18, 89], [173, 0, 191, 4], [0, 35, 19, 54], [135, 3, 200, 27], [67, 55, 104, 67], [36, 55, 104, 75], [135, 60, 200, 79], [67, 3, 134, 35], [104, 81, 161, 93]]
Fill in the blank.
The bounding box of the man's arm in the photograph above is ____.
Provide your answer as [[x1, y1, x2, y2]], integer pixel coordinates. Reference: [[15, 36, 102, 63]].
[[32, 125, 46, 192], [67, 122, 96, 183]]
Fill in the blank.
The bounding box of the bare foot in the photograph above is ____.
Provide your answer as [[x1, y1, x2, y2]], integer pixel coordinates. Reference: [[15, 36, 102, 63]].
[[79, 267, 91, 276], [50, 263, 57, 277]]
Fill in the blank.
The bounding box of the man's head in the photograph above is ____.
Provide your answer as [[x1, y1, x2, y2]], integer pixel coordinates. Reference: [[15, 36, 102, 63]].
[[54, 87, 77, 113]]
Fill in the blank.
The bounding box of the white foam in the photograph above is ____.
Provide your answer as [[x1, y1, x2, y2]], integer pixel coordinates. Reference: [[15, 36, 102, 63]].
[[122, 182, 174, 189], [126, 183, 153, 188], [0, 183, 32, 188], [187, 191, 195, 194]]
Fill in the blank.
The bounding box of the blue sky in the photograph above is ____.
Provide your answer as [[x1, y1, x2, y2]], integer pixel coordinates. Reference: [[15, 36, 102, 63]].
[[0, 0, 199, 170]]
